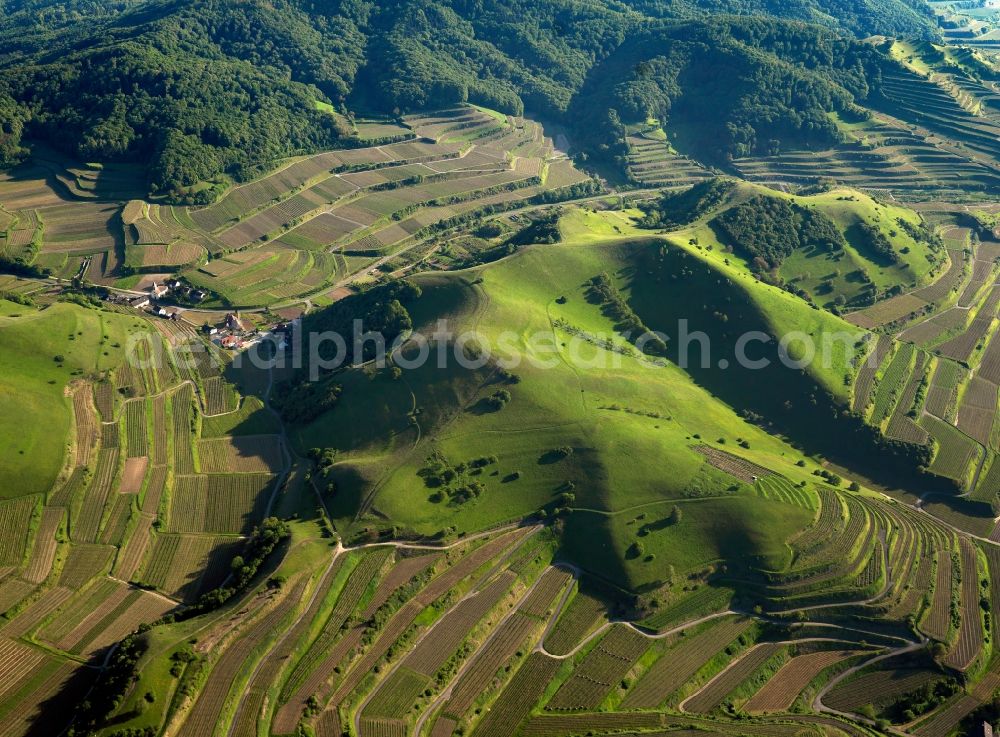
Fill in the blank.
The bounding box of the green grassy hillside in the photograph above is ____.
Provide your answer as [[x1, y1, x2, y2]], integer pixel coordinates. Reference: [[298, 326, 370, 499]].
[[0, 298, 140, 497], [641, 181, 946, 312], [0, 1, 937, 196], [290, 204, 918, 590]]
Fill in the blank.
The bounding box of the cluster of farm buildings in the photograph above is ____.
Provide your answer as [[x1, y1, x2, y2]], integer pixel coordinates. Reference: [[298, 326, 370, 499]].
[[107, 279, 205, 318], [105, 279, 292, 352]]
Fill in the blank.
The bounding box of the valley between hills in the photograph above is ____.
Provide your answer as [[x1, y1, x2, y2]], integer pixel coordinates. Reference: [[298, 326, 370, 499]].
[[2, 2, 1000, 736]]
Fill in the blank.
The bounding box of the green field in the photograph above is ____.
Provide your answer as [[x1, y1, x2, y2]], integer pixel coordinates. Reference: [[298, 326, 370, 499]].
[[650, 183, 944, 313], [0, 78, 997, 737], [292, 208, 876, 590], [6, 0, 1000, 731], [0, 299, 140, 497]]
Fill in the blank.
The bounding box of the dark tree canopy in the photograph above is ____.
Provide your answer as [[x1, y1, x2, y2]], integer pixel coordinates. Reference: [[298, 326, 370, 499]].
[[0, 0, 937, 195], [712, 194, 846, 269]]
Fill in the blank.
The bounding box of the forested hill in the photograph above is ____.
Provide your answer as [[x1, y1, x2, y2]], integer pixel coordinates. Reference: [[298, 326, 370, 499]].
[[659, 0, 934, 38], [0, 0, 938, 197], [568, 17, 887, 164]]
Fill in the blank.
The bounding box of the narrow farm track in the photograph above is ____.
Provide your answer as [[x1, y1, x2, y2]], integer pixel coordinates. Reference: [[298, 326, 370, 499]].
[[535, 560, 911, 663], [225, 554, 343, 737], [537, 607, 738, 661], [298, 482, 985, 735], [813, 642, 927, 733], [14, 156, 1000, 737], [407, 563, 566, 737], [679, 639, 862, 714]]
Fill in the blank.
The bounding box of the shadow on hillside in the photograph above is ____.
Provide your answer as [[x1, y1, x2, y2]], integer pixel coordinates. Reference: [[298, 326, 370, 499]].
[[21, 664, 96, 736]]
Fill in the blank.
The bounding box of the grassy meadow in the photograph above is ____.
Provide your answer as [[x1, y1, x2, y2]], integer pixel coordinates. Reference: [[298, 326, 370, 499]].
[[293, 208, 870, 589], [0, 299, 143, 497]]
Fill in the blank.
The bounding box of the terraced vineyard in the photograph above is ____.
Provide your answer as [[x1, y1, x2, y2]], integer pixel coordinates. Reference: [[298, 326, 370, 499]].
[[733, 117, 1000, 197], [1, 254, 999, 737], [626, 131, 713, 187], [0, 297, 296, 737], [170, 109, 591, 307], [745, 649, 859, 713], [3, 40, 1000, 737], [840, 193, 1000, 507], [0, 106, 591, 311]]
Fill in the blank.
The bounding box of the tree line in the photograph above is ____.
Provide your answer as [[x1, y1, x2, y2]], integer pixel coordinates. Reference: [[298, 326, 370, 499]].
[[0, 0, 938, 197]]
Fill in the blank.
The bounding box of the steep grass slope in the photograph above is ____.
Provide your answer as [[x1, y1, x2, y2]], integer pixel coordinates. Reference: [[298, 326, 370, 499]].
[[291, 205, 928, 589], [0, 300, 143, 496]]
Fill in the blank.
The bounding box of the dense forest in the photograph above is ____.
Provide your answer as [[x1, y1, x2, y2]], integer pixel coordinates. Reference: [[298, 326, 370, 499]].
[[638, 178, 737, 228], [0, 0, 939, 196], [712, 193, 846, 269], [568, 17, 889, 166]]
